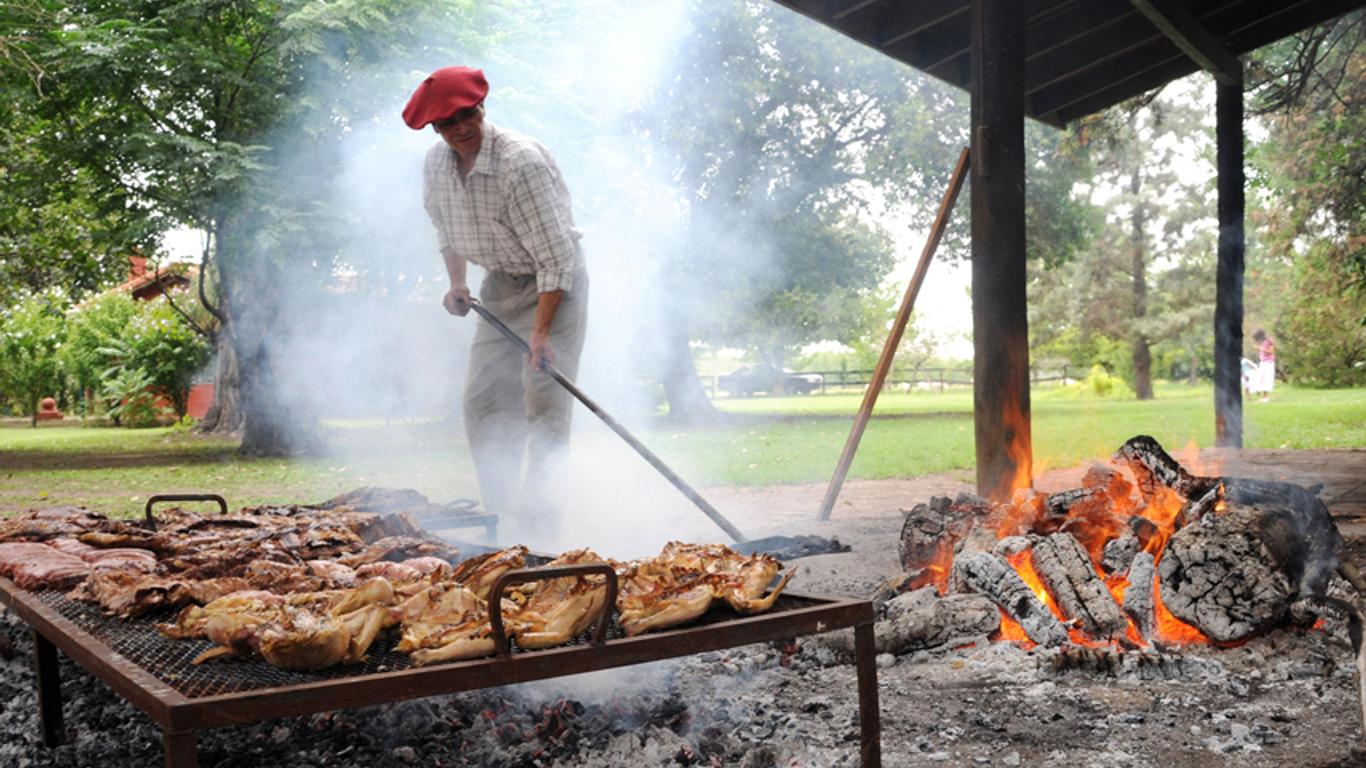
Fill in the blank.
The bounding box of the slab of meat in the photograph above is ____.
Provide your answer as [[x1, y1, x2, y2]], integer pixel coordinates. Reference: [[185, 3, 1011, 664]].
[[392, 582, 496, 666], [85, 548, 158, 573], [0, 543, 61, 578], [10, 550, 91, 590]]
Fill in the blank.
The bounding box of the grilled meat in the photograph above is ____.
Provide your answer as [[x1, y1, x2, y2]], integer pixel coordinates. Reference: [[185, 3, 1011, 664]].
[[448, 546, 528, 600], [615, 542, 793, 635], [392, 582, 496, 665], [505, 549, 611, 650]]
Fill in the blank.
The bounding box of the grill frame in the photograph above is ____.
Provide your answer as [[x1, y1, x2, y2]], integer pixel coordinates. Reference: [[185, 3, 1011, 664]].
[[1, 572, 879, 767]]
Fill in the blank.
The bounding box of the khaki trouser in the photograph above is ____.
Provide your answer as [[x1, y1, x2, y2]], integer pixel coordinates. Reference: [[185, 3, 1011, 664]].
[[463, 267, 588, 535]]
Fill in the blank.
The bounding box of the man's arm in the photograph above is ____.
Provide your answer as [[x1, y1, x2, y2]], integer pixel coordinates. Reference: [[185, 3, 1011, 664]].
[[528, 290, 563, 371], [440, 246, 471, 316]]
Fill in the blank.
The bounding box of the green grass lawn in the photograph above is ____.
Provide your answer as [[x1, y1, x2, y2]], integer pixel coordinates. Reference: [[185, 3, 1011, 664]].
[[2, 382, 1362, 516]]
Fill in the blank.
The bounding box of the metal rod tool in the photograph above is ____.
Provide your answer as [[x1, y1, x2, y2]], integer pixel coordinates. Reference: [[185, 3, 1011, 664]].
[[465, 299, 747, 543]]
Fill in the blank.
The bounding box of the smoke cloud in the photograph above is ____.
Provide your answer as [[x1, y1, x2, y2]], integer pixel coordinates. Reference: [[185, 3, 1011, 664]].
[[219, 0, 778, 555]]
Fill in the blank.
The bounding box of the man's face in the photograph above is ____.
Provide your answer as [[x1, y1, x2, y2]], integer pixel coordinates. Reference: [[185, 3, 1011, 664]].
[[433, 104, 484, 157]]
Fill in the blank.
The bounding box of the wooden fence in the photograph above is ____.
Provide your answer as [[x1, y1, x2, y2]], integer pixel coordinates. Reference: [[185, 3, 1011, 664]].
[[705, 364, 1091, 398]]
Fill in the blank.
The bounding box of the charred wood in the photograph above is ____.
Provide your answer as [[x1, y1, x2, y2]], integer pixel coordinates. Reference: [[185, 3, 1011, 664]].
[[1222, 478, 1344, 600], [1158, 505, 1294, 642], [1124, 552, 1157, 641], [850, 587, 1000, 655], [1030, 533, 1127, 640], [1127, 515, 1160, 551], [951, 551, 1068, 646], [1102, 532, 1139, 577], [1112, 435, 1217, 501], [898, 495, 991, 589]]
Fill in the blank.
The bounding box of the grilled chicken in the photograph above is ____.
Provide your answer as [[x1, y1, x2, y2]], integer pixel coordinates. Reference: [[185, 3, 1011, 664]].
[[173, 578, 400, 670], [448, 546, 528, 600], [391, 582, 497, 665], [505, 549, 611, 650], [615, 542, 793, 635]]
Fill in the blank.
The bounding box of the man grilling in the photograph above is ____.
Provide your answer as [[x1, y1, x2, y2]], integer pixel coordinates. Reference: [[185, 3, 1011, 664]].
[[404, 66, 588, 538]]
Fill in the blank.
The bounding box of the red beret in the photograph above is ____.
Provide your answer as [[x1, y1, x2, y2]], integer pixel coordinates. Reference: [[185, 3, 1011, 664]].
[[403, 66, 488, 129]]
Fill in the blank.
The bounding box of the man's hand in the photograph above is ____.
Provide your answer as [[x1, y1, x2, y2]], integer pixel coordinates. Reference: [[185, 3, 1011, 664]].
[[442, 284, 472, 316], [528, 329, 555, 372]]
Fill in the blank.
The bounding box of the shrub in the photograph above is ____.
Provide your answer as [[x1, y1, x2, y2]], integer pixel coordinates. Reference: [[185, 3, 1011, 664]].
[[0, 292, 67, 425], [63, 293, 139, 414]]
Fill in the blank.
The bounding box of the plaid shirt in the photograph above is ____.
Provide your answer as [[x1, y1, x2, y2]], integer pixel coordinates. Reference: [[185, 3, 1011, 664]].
[[423, 123, 582, 294]]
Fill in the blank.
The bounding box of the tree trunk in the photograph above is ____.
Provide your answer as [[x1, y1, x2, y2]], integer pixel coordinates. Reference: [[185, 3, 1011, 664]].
[[196, 217, 320, 455], [660, 322, 719, 424], [237, 331, 322, 456], [1129, 168, 1154, 400]]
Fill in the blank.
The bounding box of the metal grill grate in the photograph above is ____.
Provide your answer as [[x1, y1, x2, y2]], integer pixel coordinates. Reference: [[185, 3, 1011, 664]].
[[32, 588, 824, 699]]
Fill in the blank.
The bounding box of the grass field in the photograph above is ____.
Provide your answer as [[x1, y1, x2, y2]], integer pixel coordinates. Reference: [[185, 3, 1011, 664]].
[[2, 382, 1363, 517]]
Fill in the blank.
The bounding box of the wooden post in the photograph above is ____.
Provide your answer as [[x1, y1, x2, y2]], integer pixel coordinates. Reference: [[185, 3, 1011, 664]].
[[816, 147, 970, 521], [1214, 67, 1245, 448], [971, 0, 1031, 501]]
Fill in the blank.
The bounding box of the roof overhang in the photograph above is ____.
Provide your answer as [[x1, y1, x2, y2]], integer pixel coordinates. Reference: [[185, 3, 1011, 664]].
[[770, 0, 1365, 126]]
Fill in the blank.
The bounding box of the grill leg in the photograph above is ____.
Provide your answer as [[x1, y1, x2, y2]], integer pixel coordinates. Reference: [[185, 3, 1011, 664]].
[[33, 630, 63, 748], [164, 730, 197, 768], [854, 621, 881, 768]]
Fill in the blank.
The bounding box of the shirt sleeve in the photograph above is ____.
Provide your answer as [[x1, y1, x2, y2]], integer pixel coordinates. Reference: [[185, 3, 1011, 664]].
[[504, 159, 578, 293], [422, 150, 456, 253]]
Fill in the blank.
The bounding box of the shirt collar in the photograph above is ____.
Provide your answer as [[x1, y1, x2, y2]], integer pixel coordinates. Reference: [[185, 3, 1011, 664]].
[[470, 123, 498, 177]]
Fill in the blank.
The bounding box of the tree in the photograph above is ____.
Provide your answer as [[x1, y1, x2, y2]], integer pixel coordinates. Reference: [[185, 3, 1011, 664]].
[[1031, 90, 1214, 399], [1247, 12, 1365, 385], [0, 291, 66, 425], [3, 0, 490, 453], [635, 0, 964, 421]]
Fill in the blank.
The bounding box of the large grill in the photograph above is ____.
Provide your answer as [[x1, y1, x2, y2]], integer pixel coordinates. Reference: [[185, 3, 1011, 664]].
[[25, 586, 843, 700], [2, 568, 880, 768]]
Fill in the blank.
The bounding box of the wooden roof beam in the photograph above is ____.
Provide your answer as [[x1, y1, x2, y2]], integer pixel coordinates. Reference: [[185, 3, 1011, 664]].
[[828, 0, 881, 21], [1127, 0, 1242, 86], [877, 0, 965, 48]]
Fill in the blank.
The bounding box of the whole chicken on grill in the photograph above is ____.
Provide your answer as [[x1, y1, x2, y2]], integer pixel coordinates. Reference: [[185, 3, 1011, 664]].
[[504, 549, 612, 650], [615, 542, 793, 636], [165, 577, 401, 670], [391, 582, 498, 666], [616, 561, 715, 636]]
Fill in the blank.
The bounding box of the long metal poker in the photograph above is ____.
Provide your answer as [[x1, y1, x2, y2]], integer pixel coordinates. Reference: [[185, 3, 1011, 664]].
[[465, 299, 747, 544]]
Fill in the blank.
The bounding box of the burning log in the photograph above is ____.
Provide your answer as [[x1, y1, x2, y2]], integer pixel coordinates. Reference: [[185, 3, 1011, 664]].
[[951, 551, 1068, 647], [1030, 533, 1127, 640], [898, 495, 992, 590], [1158, 505, 1294, 643], [1112, 435, 1217, 502], [1123, 552, 1156, 640], [1160, 477, 1349, 644], [1101, 532, 1139, 576]]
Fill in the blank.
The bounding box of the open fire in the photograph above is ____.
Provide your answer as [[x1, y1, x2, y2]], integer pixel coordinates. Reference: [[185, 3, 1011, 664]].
[[897, 436, 1359, 653]]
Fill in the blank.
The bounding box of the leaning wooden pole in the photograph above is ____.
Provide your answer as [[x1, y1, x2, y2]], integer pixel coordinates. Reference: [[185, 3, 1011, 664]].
[[816, 147, 971, 521]]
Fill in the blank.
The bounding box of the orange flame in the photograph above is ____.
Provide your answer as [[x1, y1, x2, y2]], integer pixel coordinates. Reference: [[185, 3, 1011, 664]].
[[1153, 578, 1209, 645], [1004, 398, 1033, 497]]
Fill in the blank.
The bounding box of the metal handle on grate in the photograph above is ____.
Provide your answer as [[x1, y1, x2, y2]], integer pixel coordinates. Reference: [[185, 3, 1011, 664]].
[[487, 563, 619, 657], [144, 494, 229, 530]]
